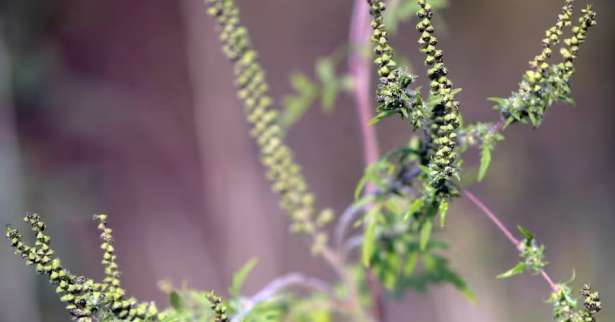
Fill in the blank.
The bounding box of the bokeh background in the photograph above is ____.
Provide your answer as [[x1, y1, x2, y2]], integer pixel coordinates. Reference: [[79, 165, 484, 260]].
[[1, 1, 613, 321]]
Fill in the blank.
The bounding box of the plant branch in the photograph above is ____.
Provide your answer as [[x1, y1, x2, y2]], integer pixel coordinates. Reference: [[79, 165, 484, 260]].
[[463, 190, 558, 292], [232, 273, 333, 322], [349, 0, 380, 175], [348, 1, 386, 321]]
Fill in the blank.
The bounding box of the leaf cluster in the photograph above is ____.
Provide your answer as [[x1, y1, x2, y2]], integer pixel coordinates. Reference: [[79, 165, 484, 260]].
[[497, 226, 547, 280]]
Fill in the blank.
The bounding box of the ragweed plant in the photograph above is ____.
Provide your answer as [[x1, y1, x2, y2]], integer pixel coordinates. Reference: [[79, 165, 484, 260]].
[[4, 0, 605, 322], [5, 214, 161, 322]]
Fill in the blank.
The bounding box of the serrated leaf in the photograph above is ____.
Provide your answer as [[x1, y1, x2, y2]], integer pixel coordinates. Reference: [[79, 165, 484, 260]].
[[478, 143, 493, 181], [438, 200, 449, 227], [230, 258, 258, 298], [497, 262, 527, 279], [419, 221, 433, 251], [281, 72, 318, 130]]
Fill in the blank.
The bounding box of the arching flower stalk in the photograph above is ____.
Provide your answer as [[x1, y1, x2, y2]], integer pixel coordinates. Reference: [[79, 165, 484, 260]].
[[5, 214, 161, 322], [205, 0, 333, 251], [493, 0, 597, 127]]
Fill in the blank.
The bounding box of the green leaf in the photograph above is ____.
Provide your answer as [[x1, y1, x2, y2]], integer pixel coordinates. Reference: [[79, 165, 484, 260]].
[[517, 225, 534, 240], [460, 287, 478, 304], [354, 163, 378, 200], [369, 111, 394, 125], [316, 58, 335, 84], [361, 206, 381, 267], [438, 200, 449, 227], [404, 198, 424, 220], [419, 221, 433, 251], [487, 96, 508, 107], [404, 252, 419, 276], [497, 262, 527, 279], [315, 57, 339, 113], [281, 72, 318, 130], [230, 258, 259, 298], [320, 85, 338, 113], [169, 291, 184, 311], [478, 143, 493, 181], [450, 87, 463, 97], [290, 72, 316, 93]]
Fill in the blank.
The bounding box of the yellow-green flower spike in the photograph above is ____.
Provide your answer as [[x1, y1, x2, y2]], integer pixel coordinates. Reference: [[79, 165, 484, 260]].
[[581, 284, 602, 319], [206, 291, 230, 322], [367, 0, 398, 81], [366, 0, 424, 126], [529, 0, 575, 71], [549, 283, 602, 322], [559, 5, 597, 78], [94, 214, 122, 292], [492, 1, 596, 128], [205, 0, 326, 237], [5, 214, 162, 321], [416, 0, 463, 199]]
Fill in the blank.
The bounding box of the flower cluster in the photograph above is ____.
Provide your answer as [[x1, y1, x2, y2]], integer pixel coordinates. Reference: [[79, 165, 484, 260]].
[[5, 214, 160, 322], [205, 0, 328, 241], [416, 0, 463, 200], [493, 1, 597, 127], [549, 283, 602, 322], [497, 226, 548, 279], [206, 291, 230, 322], [367, 0, 425, 128]]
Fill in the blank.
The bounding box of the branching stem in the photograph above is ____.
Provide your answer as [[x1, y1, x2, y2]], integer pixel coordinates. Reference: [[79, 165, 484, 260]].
[[463, 190, 558, 292]]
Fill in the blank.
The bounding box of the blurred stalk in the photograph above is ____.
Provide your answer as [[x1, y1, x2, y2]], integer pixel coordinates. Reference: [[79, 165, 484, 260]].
[[349, 1, 385, 320], [0, 28, 41, 322]]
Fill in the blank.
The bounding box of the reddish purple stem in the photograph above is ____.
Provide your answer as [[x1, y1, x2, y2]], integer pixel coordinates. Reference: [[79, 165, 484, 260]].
[[349, 0, 380, 176], [463, 190, 520, 246], [463, 190, 558, 292], [349, 2, 385, 321]]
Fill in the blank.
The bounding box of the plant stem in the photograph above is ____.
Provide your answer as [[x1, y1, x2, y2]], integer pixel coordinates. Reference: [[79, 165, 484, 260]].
[[232, 273, 333, 322], [463, 190, 519, 246], [349, 0, 380, 175], [463, 190, 558, 292], [321, 247, 372, 322], [349, 1, 386, 321]]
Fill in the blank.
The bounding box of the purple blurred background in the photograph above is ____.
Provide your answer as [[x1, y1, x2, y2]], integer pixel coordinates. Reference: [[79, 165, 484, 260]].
[[1, 1, 613, 321]]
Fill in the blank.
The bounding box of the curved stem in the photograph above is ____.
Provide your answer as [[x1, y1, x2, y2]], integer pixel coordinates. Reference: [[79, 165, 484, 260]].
[[233, 273, 333, 322], [463, 190, 558, 292]]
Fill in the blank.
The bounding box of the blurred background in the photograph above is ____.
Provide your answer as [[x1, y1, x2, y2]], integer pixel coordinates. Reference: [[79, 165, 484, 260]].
[[0, 0, 613, 321]]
